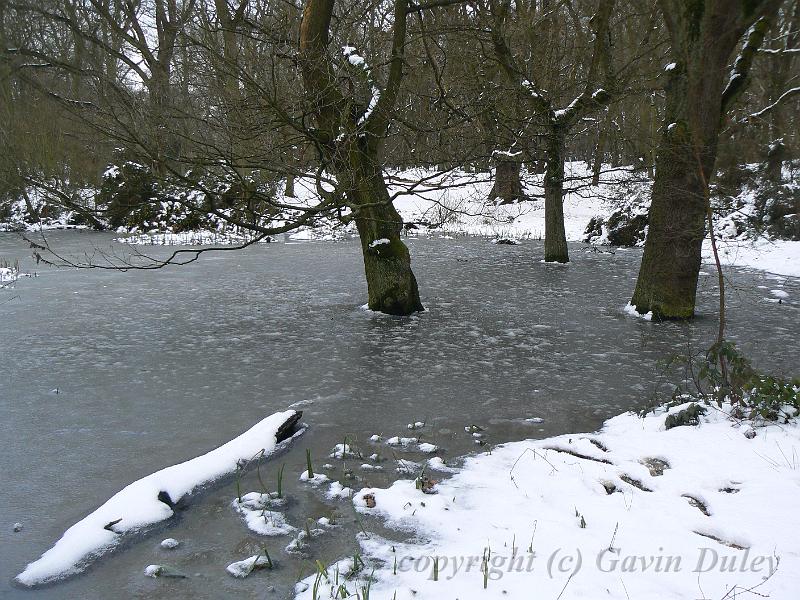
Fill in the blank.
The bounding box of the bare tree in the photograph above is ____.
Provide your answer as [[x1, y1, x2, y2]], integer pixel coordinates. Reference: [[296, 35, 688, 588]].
[[488, 0, 619, 262]]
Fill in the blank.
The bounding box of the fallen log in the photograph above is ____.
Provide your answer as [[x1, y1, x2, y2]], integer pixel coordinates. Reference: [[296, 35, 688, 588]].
[[16, 410, 305, 587]]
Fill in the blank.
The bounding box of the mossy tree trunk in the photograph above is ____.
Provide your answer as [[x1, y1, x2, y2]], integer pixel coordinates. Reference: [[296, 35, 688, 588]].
[[347, 162, 423, 314], [631, 118, 708, 318], [631, 0, 779, 319]]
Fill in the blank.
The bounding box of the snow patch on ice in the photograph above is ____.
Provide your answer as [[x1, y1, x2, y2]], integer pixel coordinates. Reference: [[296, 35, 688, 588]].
[[232, 494, 296, 536], [417, 442, 439, 454], [226, 554, 272, 578], [623, 302, 653, 321], [326, 481, 353, 500]]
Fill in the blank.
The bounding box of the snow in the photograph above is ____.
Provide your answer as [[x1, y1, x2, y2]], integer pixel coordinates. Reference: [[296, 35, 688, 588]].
[[326, 481, 353, 500], [492, 149, 523, 159], [360, 463, 384, 471], [368, 238, 390, 248], [329, 443, 360, 458], [232, 494, 296, 536], [396, 459, 421, 475], [299, 470, 330, 485], [299, 403, 800, 599], [0, 267, 18, 284], [119, 231, 272, 246], [159, 538, 180, 549], [341, 45, 381, 125], [702, 239, 800, 278], [623, 302, 653, 321], [15, 410, 303, 586], [665, 62, 677, 72], [521, 78, 540, 99], [427, 457, 458, 473], [143, 564, 185, 578], [552, 95, 581, 121], [226, 554, 272, 578], [388, 163, 634, 242], [417, 443, 439, 454], [143, 565, 161, 577], [386, 436, 418, 447]]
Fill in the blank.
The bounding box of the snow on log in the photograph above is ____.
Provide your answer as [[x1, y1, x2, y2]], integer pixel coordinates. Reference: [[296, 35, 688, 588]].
[[16, 410, 304, 586]]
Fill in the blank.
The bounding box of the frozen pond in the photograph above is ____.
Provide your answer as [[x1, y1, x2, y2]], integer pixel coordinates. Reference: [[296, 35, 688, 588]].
[[1, 231, 798, 598]]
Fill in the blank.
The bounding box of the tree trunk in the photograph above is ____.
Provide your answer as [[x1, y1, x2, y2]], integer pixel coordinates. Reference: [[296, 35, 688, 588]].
[[591, 120, 607, 186], [488, 157, 526, 204], [544, 128, 569, 262], [765, 140, 786, 183], [298, 0, 422, 315], [347, 167, 423, 315], [631, 0, 777, 319], [631, 120, 707, 318], [285, 174, 296, 197], [21, 189, 40, 224], [148, 65, 173, 176]]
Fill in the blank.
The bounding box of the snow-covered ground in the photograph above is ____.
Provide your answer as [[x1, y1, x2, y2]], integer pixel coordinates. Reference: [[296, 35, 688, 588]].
[[0, 186, 96, 232], [297, 402, 800, 600], [702, 238, 800, 278], [388, 164, 626, 241]]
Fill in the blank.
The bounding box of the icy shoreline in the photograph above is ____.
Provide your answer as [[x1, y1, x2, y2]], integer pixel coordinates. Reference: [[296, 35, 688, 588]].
[[297, 402, 800, 599]]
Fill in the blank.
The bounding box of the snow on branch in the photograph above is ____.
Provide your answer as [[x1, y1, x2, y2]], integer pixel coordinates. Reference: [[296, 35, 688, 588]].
[[341, 45, 382, 126], [746, 86, 800, 120], [758, 47, 800, 55], [16, 410, 304, 586], [552, 88, 611, 126], [721, 16, 772, 114]]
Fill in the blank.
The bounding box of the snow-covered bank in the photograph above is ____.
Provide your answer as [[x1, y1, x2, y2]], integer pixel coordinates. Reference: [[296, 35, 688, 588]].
[[112, 163, 623, 245], [703, 238, 800, 278], [14, 162, 795, 280], [297, 403, 800, 600], [16, 410, 304, 587], [0, 186, 98, 232], [390, 163, 627, 241]]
